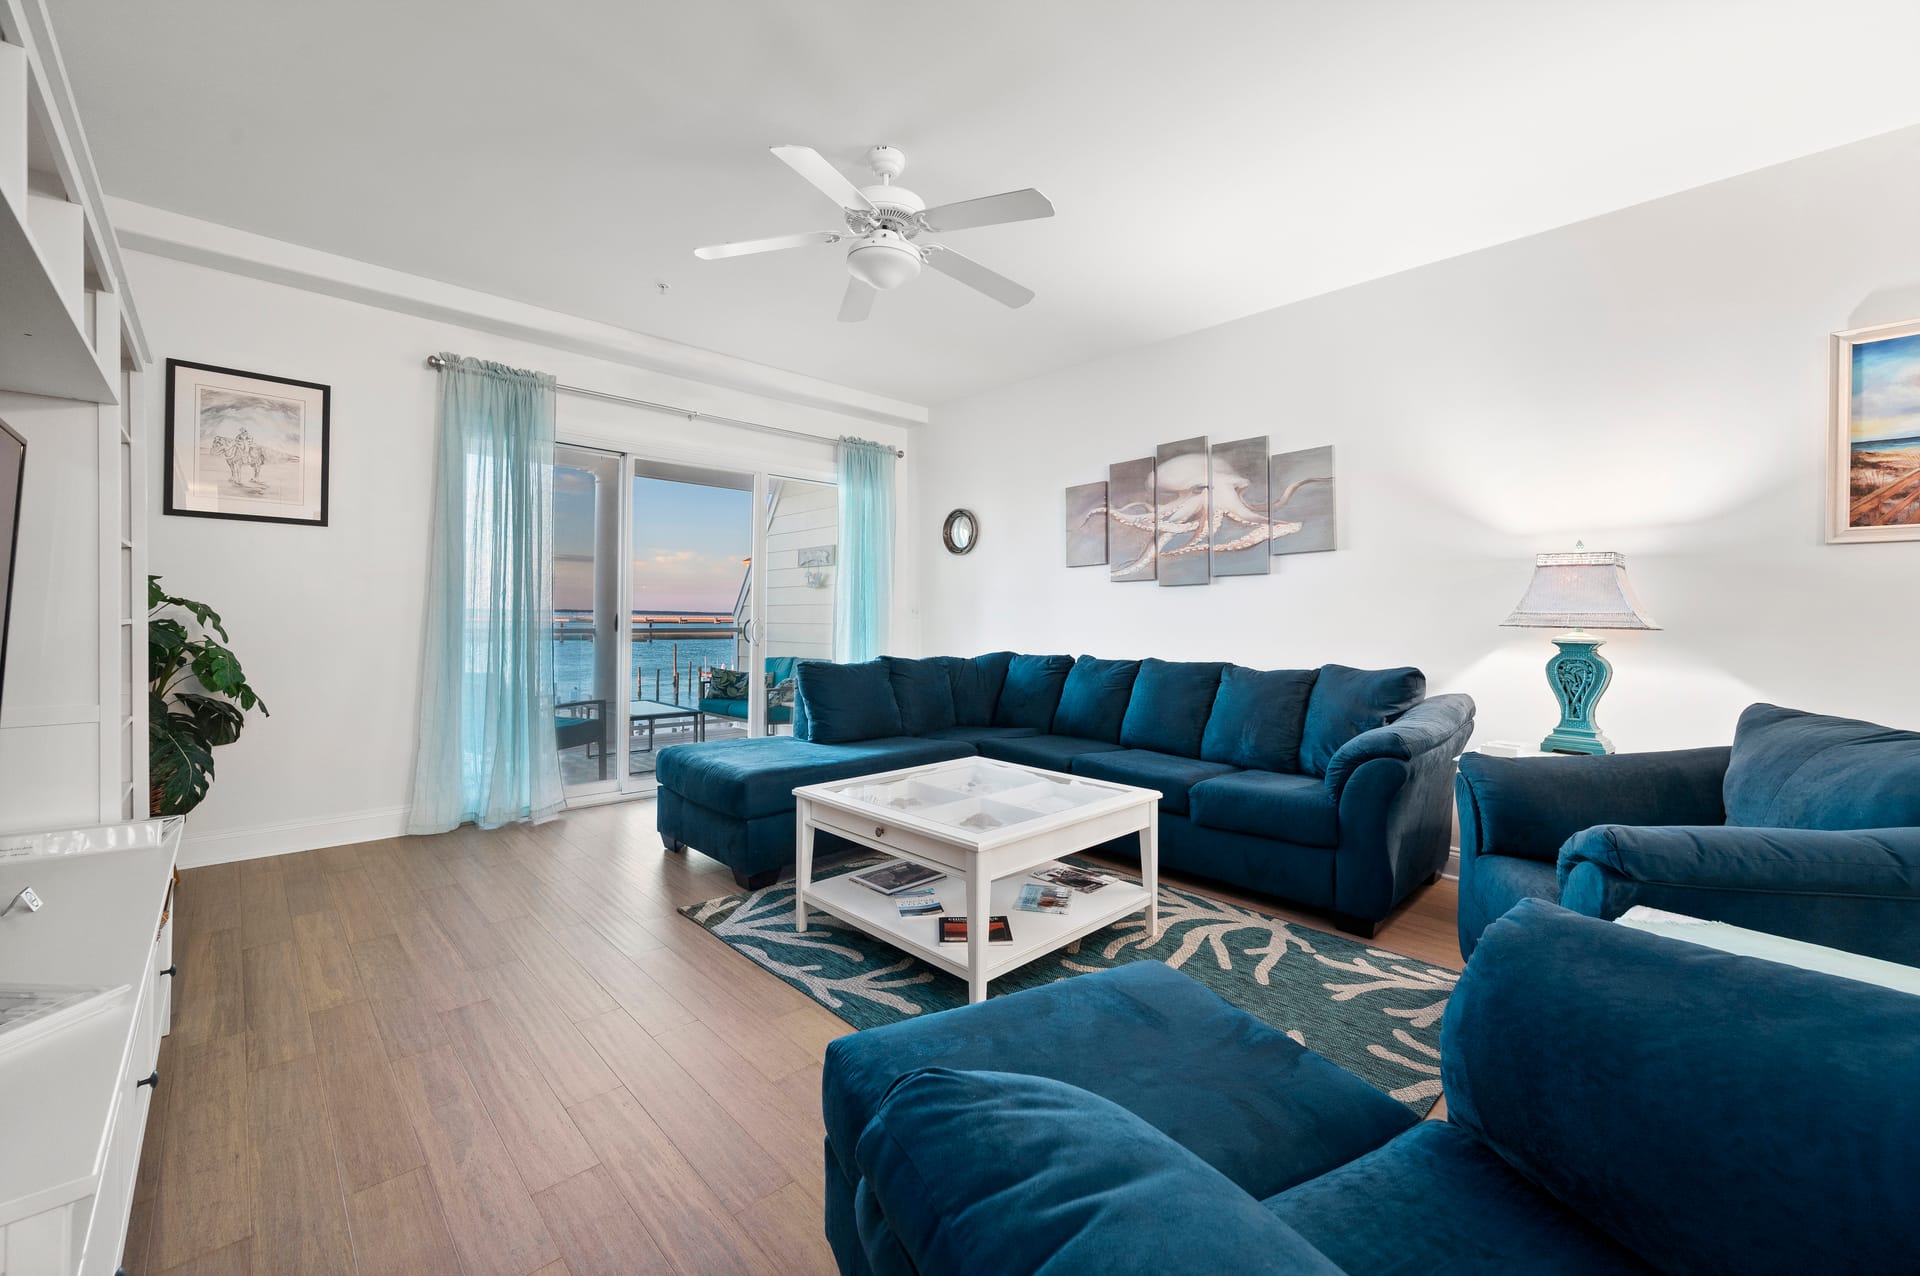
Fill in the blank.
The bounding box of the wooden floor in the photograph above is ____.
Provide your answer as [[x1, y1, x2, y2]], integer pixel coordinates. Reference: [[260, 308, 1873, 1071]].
[[124, 800, 1461, 1275]]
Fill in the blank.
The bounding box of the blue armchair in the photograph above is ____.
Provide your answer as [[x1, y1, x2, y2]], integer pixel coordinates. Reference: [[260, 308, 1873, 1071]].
[[1457, 703, 1920, 962]]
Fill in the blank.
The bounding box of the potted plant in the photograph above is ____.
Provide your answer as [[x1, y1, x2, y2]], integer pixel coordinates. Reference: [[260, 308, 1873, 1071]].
[[149, 576, 269, 816]]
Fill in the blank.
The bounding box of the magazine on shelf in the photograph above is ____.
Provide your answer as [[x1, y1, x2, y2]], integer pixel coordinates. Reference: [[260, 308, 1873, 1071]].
[[894, 889, 944, 918], [0, 984, 131, 1059], [1015, 883, 1072, 915], [848, 860, 947, 895], [938, 916, 1013, 945], [1032, 862, 1119, 894]]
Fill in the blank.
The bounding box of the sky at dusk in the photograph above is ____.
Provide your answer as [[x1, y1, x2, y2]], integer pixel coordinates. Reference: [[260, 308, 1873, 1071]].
[[553, 465, 752, 613], [1851, 331, 1920, 444]]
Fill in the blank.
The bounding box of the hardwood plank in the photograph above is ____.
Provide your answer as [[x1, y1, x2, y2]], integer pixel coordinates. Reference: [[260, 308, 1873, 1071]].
[[280, 850, 333, 915], [313, 842, 363, 874], [499, 915, 618, 1021], [328, 865, 396, 943], [488, 958, 621, 1106], [156, 1238, 252, 1276], [237, 858, 293, 950], [150, 1035, 251, 1270], [636, 946, 811, 1081], [290, 908, 362, 1010], [549, 923, 694, 1035], [447, 854, 535, 923], [644, 932, 814, 1021], [392, 908, 486, 1011], [575, 1008, 787, 1212], [773, 1004, 854, 1058], [242, 939, 314, 1071], [443, 998, 598, 1193], [171, 927, 245, 1047], [311, 1000, 427, 1191], [346, 1167, 462, 1276], [357, 839, 427, 918], [351, 933, 452, 1058], [421, 883, 518, 969], [531, 1164, 674, 1276], [391, 1044, 560, 1276], [122, 1194, 156, 1276], [656, 1021, 823, 1191], [174, 863, 240, 939], [567, 1086, 775, 1276], [247, 1054, 353, 1272], [737, 1181, 838, 1276]]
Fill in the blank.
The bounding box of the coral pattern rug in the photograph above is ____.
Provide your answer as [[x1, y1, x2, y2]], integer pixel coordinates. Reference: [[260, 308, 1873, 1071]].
[[681, 857, 1458, 1112]]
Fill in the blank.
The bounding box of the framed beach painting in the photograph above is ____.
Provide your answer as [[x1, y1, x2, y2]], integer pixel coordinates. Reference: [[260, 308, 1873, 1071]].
[[1830, 320, 1920, 544], [165, 360, 331, 527]]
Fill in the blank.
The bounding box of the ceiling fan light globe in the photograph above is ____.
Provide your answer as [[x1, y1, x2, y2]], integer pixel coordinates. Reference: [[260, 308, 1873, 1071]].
[[846, 235, 922, 291]]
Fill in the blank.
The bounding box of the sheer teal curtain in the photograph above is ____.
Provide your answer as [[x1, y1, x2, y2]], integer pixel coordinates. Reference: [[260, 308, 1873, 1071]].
[[834, 437, 895, 662], [408, 355, 564, 833]]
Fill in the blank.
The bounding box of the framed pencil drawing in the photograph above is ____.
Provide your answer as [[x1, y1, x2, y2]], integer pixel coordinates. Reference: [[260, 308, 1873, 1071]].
[[164, 360, 331, 527]]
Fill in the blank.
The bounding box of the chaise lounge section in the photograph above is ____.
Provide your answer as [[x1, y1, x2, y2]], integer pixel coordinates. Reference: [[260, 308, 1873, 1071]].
[[657, 652, 1474, 933]]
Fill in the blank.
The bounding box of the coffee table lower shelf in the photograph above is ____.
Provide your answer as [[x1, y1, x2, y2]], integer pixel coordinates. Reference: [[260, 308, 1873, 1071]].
[[800, 871, 1151, 989]]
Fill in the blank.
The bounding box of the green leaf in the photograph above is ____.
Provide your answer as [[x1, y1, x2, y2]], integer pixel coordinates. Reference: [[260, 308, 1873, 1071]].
[[149, 712, 214, 816], [189, 642, 246, 695], [148, 574, 165, 610], [178, 692, 246, 748], [149, 618, 189, 683]]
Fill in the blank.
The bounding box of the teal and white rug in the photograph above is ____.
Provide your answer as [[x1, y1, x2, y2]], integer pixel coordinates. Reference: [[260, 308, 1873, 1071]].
[[681, 857, 1458, 1111]]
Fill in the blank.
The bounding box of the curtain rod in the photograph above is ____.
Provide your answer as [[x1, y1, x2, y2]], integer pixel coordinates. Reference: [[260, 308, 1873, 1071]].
[[424, 354, 904, 458]]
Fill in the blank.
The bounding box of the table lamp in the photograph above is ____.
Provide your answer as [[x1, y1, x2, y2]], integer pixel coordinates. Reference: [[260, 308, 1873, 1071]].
[[1501, 546, 1658, 754]]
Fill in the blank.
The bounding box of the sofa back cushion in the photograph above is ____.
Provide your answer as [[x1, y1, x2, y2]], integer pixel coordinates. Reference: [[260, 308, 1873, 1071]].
[[1298, 665, 1425, 776], [794, 659, 904, 743], [1050, 656, 1142, 742], [1200, 666, 1320, 773], [882, 656, 958, 736], [1445, 900, 1920, 1276], [1120, 659, 1228, 758], [1724, 702, 1920, 830], [993, 654, 1075, 730], [944, 651, 1014, 727]]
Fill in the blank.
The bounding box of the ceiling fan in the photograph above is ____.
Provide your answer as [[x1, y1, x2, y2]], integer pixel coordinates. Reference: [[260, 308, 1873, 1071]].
[[693, 145, 1054, 323]]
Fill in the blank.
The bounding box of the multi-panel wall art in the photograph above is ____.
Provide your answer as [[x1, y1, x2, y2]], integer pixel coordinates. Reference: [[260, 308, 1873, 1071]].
[[1064, 438, 1336, 584]]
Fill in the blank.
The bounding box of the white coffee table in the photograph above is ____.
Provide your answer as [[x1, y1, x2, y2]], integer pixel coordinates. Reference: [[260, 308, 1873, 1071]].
[[1615, 906, 1920, 995], [793, 757, 1161, 1003]]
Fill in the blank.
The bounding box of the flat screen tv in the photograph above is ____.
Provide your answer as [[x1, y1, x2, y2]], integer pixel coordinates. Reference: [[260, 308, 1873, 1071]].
[[0, 421, 23, 709]]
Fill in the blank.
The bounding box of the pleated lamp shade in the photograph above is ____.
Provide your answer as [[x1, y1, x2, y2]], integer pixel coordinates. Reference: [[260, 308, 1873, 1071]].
[[1501, 550, 1659, 631]]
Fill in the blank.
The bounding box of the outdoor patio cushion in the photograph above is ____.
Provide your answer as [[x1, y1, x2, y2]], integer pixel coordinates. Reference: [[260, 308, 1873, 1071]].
[[795, 658, 903, 743], [882, 656, 958, 736], [707, 668, 750, 700], [1072, 749, 1239, 815], [654, 735, 971, 820], [1120, 660, 1228, 758], [1189, 771, 1340, 848], [992, 653, 1075, 730], [939, 651, 1014, 727], [977, 733, 1127, 773], [1200, 665, 1320, 773], [1299, 665, 1426, 776], [1723, 702, 1920, 830], [1050, 655, 1142, 743]]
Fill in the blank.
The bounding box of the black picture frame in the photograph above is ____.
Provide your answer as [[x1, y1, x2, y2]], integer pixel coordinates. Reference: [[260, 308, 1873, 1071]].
[[163, 359, 331, 527]]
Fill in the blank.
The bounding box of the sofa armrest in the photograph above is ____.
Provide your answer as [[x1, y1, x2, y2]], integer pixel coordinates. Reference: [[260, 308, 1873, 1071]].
[[1456, 746, 1729, 867], [1323, 694, 1475, 802]]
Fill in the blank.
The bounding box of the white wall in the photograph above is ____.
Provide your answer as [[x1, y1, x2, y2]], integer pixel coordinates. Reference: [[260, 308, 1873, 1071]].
[[917, 125, 1920, 754], [129, 248, 919, 866]]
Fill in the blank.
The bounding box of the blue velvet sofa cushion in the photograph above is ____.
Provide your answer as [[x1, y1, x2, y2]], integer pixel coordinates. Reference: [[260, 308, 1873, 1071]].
[[1723, 702, 1920, 830], [654, 735, 971, 820], [977, 733, 1126, 773], [856, 1068, 1346, 1276], [920, 724, 1040, 748], [1299, 664, 1425, 777], [1072, 749, 1238, 816], [1120, 659, 1227, 757], [991, 653, 1074, 730], [1445, 900, 1920, 1276], [940, 651, 1013, 727], [1268, 1119, 1652, 1275], [795, 659, 903, 743], [822, 961, 1415, 1202], [1050, 655, 1141, 742], [1189, 771, 1339, 848], [880, 656, 956, 736], [1200, 665, 1319, 773]]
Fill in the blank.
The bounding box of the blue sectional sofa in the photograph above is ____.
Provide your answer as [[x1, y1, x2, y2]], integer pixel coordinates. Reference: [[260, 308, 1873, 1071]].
[[822, 899, 1920, 1275], [1457, 702, 1920, 962], [657, 652, 1474, 934]]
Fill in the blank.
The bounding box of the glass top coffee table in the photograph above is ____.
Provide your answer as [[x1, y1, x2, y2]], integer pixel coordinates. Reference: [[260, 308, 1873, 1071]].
[[792, 757, 1161, 1003]]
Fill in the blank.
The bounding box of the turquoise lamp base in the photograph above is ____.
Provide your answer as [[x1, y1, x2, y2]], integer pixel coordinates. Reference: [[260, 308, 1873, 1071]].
[[1540, 630, 1614, 755]]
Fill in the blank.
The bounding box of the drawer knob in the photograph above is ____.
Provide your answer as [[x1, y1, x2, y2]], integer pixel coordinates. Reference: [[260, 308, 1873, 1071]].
[[136, 1070, 159, 1089], [874, 825, 886, 838], [160, 964, 179, 977]]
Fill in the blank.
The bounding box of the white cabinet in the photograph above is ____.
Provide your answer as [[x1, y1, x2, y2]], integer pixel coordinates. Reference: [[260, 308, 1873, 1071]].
[[0, 819, 179, 1276]]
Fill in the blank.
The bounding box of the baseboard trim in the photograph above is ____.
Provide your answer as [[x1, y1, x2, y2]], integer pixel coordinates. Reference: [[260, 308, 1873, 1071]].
[[179, 805, 411, 868], [1444, 849, 1460, 881]]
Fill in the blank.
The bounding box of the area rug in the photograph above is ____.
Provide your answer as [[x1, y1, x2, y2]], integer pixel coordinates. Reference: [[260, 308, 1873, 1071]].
[[680, 857, 1458, 1111]]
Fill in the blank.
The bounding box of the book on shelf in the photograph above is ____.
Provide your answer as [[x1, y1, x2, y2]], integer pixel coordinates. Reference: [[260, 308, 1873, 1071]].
[[848, 860, 946, 895], [938, 915, 1013, 945], [1015, 883, 1072, 915], [0, 984, 131, 1059], [1032, 862, 1119, 894], [894, 889, 944, 918]]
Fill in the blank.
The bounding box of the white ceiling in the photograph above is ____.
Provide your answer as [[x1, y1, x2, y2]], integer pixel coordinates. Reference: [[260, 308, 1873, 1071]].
[[54, 0, 1920, 407]]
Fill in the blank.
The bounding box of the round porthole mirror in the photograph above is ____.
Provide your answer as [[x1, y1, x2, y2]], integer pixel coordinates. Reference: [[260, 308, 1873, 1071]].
[[942, 509, 979, 555]]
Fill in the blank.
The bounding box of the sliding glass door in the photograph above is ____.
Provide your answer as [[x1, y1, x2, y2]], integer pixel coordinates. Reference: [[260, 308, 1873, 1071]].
[[760, 476, 838, 733], [552, 445, 623, 795]]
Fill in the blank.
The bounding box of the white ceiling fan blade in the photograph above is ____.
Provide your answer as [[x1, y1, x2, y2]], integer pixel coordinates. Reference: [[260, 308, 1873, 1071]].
[[920, 188, 1054, 234], [694, 230, 840, 261], [837, 278, 876, 324], [924, 246, 1035, 309], [771, 145, 875, 212]]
